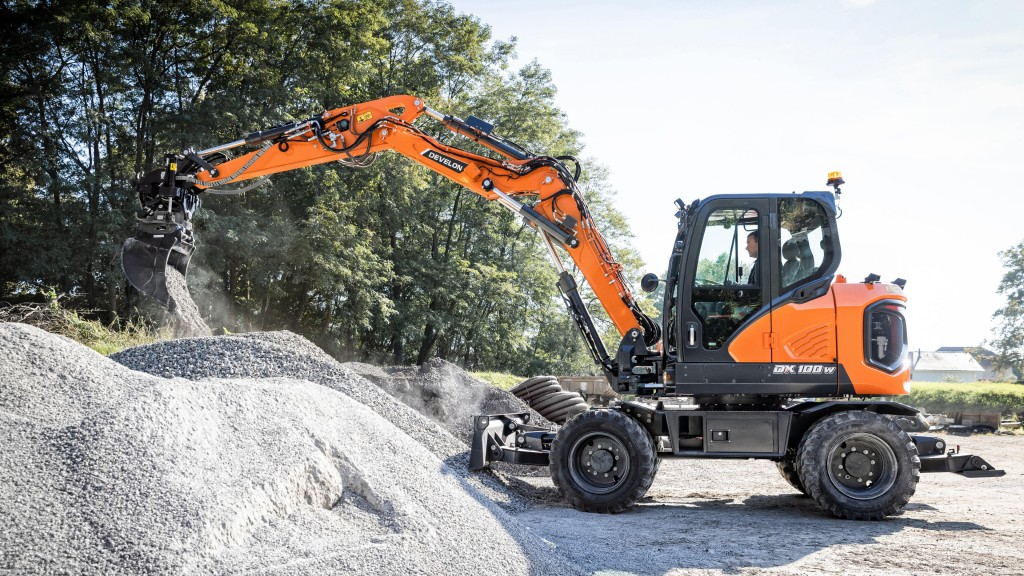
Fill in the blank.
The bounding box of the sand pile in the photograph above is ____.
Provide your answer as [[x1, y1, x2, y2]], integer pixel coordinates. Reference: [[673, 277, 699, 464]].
[[0, 323, 578, 575]]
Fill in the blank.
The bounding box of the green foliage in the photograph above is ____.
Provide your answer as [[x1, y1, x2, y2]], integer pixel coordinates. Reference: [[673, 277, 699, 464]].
[[469, 371, 525, 390], [903, 381, 1024, 418], [992, 239, 1024, 379], [1, 0, 647, 375], [697, 253, 729, 285], [0, 300, 160, 355]]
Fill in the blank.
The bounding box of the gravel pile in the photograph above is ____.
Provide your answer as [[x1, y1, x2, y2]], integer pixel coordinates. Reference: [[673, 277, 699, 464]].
[[112, 331, 546, 507], [113, 333, 466, 464], [1, 323, 579, 575]]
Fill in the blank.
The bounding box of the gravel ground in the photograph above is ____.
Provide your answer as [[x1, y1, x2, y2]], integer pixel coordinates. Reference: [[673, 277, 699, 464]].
[[0, 323, 581, 576], [511, 434, 1024, 575], [5, 321, 1020, 576]]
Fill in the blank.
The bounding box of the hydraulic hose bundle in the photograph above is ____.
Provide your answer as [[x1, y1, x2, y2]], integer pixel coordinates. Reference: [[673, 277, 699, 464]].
[[509, 376, 588, 424]]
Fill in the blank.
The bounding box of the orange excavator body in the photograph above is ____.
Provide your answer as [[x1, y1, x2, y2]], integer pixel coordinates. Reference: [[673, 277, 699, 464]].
[[124, 94, 908, 399]]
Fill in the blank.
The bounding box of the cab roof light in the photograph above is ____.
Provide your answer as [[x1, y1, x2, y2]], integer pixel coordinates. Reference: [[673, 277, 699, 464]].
[[827, 171, 845, 216], [827, 171, 845, 188]]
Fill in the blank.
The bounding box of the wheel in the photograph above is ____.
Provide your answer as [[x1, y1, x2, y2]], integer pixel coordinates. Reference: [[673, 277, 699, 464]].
[[550, 409, 657, 513], [776, 458, 807, 495], [796, 411, 920, 520]]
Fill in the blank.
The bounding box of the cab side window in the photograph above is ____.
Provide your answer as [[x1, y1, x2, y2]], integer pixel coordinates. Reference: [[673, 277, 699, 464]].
[[778, 198, 833, 291]]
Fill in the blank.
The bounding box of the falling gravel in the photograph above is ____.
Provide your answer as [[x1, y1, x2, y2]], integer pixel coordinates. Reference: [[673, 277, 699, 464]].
[[0, 323, 580, 576], [164, 268, 212, 337]]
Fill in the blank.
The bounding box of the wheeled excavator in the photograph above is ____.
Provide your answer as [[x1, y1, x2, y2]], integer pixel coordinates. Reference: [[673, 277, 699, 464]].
[[122, 94, 1003, 520]]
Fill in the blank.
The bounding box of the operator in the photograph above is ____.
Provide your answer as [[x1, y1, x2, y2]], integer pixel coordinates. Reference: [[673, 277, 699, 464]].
[[746, 231, 760, 285]]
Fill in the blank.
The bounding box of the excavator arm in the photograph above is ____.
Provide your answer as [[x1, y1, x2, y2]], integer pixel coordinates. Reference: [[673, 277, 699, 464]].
[[123, 94, 659, 377]]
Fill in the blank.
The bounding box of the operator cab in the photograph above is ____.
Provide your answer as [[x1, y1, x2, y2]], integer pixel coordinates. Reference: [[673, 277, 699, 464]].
[[661, 192, 842, 396]]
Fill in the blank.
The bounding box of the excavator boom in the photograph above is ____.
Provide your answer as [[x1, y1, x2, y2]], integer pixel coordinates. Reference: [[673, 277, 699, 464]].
[[123, 95, 657, 372]]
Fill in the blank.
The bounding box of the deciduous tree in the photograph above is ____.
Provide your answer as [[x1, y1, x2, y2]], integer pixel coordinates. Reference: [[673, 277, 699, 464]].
[[992, 240, 1024, 380]]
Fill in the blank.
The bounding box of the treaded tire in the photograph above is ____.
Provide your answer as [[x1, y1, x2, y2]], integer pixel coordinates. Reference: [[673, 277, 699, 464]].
[[550, 409, 657, 513], [796, 410, 920, 520], [776, 458, 807, 495], [510, 375, 558, 397]]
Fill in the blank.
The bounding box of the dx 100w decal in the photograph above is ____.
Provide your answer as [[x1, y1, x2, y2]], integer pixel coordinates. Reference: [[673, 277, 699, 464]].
[[772, 364, 837, 375]]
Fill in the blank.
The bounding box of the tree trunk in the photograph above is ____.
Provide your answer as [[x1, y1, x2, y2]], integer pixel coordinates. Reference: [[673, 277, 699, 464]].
[[416, 321, 438, 365]]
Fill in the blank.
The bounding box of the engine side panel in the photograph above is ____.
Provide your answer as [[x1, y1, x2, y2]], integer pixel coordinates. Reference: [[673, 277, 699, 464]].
[[770, 292, 837, 363], [833, 283, 910, 396]]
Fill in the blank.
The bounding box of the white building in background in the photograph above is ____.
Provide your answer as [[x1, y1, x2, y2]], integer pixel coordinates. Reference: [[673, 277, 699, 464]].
[[935, 346, 1018, 382], [909, 350, 984, 383]]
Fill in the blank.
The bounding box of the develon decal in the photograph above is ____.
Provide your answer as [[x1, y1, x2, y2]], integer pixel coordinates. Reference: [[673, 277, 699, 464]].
[[772, 365, 837, 375], [421, 149, 468, 173]]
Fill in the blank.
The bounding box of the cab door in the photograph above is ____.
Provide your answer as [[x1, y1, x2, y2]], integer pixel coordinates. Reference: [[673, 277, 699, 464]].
[[678, 197, 771, 364]]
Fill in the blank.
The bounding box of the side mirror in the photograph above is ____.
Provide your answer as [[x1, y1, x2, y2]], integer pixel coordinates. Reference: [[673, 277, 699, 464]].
[[640, 273, 660, 293]]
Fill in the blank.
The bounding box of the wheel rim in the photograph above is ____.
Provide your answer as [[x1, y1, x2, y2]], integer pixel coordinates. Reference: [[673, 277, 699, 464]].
[[568, 431, 631, 495], [825, 433, 898, 500]]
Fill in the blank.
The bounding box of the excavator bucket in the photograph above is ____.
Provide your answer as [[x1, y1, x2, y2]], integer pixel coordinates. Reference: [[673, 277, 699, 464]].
[[121, 232, 194, 310]]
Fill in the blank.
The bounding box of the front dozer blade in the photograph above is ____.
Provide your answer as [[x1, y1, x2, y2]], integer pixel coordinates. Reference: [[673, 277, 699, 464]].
[[121, 233, 195, 310], [469, 413, 554, 470]]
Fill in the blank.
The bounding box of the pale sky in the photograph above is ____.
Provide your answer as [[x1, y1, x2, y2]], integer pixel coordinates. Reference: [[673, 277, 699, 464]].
[[450, 0, 1024, 353]]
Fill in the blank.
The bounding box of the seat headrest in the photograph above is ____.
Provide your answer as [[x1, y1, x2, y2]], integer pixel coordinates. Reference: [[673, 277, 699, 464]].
[[782, 239, 800, 259], [796, 238, 813, 259]]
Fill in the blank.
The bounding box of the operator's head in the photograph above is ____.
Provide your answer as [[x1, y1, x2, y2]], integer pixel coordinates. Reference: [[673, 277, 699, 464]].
[[746, 231, 758, 258]]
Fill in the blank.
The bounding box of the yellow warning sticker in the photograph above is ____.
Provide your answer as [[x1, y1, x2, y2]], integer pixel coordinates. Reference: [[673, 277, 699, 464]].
[[357, 111, 373, 123]]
